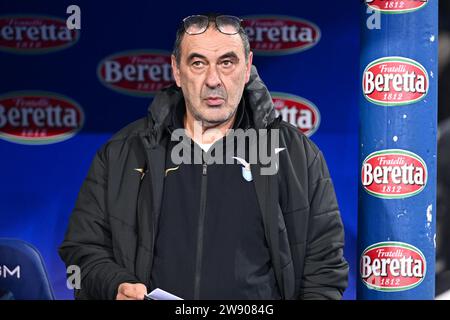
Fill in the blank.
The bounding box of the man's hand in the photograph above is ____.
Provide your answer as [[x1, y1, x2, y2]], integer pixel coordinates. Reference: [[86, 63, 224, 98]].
[[116, 283, 147, 300]]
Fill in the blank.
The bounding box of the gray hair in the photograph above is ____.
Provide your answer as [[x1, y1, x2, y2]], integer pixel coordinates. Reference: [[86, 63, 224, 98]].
[[172, 13, 250, 65]]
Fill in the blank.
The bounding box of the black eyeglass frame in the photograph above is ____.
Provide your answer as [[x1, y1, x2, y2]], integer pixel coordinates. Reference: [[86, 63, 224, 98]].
[[182, 15, 244, 35]]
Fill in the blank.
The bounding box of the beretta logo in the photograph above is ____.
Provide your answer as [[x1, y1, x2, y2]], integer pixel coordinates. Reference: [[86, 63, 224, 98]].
[[97, 50, 174, 97], [366, 0, 428, 14], [363, 57, 429, 106], [272, 92, 320, 137], [361, 149, 427, 199], [0, 15, 79, 54], [0, 91, 84, 145], [242, 15, 321, 55], [361, 242, 426, 292]]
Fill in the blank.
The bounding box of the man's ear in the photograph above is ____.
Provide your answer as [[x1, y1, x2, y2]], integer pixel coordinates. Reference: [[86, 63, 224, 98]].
[[171, 55, 181, 87], [245, 51, 254, 84]]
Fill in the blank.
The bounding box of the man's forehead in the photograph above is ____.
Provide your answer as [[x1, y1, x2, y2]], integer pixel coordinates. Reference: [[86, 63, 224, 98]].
[[181, 29, 245, 59]]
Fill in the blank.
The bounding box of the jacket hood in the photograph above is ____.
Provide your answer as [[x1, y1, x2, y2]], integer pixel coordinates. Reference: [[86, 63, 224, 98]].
[[147, 65, 277, 133]]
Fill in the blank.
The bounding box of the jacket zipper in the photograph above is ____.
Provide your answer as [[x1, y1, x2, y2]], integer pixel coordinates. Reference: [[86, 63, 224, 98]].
[[194, 162, 208, 299]]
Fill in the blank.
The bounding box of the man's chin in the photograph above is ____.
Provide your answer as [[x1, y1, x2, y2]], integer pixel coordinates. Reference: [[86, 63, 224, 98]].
[[199, 118, 228, 127], [192, 105, 236, 127], [197, 114, 232, 127]]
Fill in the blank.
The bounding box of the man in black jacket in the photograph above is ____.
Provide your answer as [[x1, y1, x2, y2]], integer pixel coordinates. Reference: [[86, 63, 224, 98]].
[[59, 14, 348, 300]]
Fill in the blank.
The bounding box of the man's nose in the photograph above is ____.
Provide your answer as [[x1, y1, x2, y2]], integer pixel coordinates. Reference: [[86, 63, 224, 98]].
[[205, 66, 222, 88]]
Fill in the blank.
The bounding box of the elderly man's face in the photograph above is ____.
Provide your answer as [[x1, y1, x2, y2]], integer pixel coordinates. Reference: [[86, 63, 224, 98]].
[[172, 26, 253, 127]]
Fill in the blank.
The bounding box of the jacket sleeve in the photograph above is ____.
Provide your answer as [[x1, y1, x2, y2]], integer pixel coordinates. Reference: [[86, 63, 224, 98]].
[[58, 145, 139, 300], [299, 150, 349, 300]]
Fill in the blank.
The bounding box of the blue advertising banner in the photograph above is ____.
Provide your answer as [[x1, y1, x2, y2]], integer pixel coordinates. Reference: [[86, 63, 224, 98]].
[[358, 0, 437, 299]]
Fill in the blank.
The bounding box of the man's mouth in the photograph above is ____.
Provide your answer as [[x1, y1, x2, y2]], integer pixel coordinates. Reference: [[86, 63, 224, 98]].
[[204, 97, 225, 106]]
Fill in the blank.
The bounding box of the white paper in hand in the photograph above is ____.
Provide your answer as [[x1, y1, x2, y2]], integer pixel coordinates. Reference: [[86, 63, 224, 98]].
[[145, 288, 183, 300]]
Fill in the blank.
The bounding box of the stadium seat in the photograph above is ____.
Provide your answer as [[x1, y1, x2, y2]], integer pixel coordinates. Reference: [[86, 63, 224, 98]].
[[0, 238, 54, 300]]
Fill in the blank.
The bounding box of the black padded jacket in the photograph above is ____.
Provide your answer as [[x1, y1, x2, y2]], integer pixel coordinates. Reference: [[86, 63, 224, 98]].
[[59, 66, 349, 300]]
